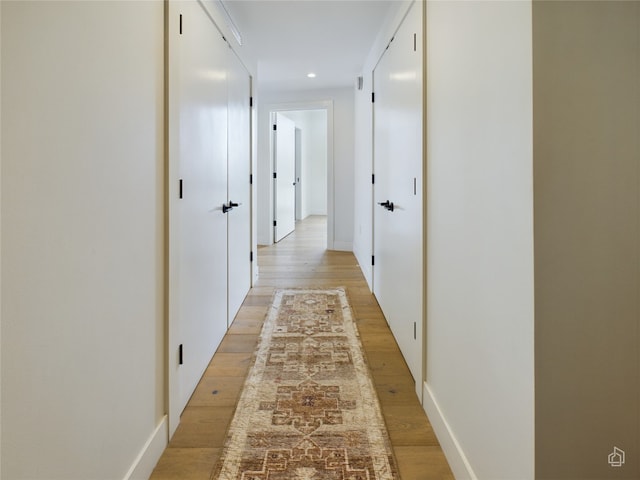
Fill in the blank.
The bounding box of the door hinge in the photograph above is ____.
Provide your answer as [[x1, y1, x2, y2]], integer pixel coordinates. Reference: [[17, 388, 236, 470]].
[[372, 174, 375, 184], [178, 344, 183, 365], [179, 14, 183, 35], [250, 174, 253, 185], [273, 172, 277, 179], [371, 92, 375, 103], [179, 179, 183, 199], [273, 220, 277, 227], [273, 124, 277, 131], [250, 96, 253, 107], [371, 255, 375, 266], [250, 251, 254, 262]]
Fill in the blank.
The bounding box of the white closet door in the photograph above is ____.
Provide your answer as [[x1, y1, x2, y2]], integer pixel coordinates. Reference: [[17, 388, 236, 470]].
[[274, 113, 296, 242], [178, 0, 228, 412], [373, 2, 424, 399], [226, 49, 252, 327]]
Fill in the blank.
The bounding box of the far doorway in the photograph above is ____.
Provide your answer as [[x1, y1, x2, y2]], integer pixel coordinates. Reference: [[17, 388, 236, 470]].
[[272, 107, 329, 244]]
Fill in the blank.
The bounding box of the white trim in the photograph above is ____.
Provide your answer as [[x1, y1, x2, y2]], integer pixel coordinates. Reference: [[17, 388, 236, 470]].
[[423, 382, 478, 480], [199, 0, 246, 53], [123, 415, 168, 480], [214, 0, 242, 45]]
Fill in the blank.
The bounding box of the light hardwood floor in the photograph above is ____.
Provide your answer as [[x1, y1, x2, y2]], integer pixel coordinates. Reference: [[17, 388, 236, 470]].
[[150, 216, 453, 479]]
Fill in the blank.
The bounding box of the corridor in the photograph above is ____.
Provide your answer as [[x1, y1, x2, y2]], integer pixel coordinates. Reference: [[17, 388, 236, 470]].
[[150, 216, 453, 479]]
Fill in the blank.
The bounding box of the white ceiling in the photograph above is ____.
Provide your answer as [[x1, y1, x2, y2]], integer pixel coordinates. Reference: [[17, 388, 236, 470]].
[[221, 0, 394, 93]]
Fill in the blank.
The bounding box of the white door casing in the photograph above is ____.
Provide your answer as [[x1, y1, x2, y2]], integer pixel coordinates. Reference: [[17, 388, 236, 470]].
[[295, 128, 302, 221], [373, 1, 424, 400], [274, 113, 296, 242]]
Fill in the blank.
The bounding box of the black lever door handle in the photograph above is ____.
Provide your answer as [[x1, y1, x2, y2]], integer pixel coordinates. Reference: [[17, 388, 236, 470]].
[[223, 201, 241, 213], [378, 200, 394, 212]]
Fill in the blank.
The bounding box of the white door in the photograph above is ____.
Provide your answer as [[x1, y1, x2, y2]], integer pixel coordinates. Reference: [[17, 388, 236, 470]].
[[373, 2, 424, 400], [178, 0, 229, 411], [226, 48, 252, 327], [274, 113, 296, 242]]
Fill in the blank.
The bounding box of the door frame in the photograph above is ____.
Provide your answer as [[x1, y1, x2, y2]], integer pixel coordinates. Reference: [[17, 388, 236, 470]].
[[265, 101, 334, 249], [272, 112, 297, 242], [295, 127, 302, 221]]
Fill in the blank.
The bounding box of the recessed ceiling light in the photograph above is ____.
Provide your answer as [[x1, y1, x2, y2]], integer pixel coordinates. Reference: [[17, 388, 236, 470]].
[[307, 73, 316, 78]]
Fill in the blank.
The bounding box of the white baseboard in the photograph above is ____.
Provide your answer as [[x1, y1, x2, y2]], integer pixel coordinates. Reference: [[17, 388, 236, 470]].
[[123, 415, 168, 480], [423, 382, 478, 480], [332, 241, 353, 252]]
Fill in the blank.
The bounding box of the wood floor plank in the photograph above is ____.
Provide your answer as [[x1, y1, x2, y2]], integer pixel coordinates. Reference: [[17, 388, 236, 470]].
[[227, 320, 263, 335], [360, 333, 405, 353], [394, 446, 455, 480], [383, 404, 440, 446], [169, 406, 235, 448], [372, 375, 420, 406], [149, 448, 219, 480], [187, 376, 245, 407], [216, 334, 259, 353], [169, 420, 228, 449], [364, 351, 413, 379], [205, 353, 253, 377], [238, 295, 272, 306]]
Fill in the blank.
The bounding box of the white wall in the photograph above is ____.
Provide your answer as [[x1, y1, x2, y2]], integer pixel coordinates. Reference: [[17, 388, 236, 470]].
[[329, 90, 354, 251], [305, 111, 328, 216], [424, 2, 534, 479], [1, 2, 165, 479], [257, 88, 354, 250], [280, 110, 327, 218]]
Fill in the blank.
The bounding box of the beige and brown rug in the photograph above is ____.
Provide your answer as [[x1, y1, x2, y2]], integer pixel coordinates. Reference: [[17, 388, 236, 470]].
[[212, 288, 398, 480]]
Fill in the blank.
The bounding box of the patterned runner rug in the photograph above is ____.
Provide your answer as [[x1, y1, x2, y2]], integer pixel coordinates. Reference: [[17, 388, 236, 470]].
[[212, 288, 398, 480]]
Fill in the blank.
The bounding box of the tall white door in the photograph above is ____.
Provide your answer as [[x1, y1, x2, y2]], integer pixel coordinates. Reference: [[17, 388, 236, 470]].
[[373, 2, 424, 399], [274, 113, 296, 242], [226, 49, 252, 327], [178, 0, 229, 412]]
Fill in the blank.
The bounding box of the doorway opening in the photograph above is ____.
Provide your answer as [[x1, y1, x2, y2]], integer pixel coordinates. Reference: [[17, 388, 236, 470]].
[[266, 101, 334, 249]]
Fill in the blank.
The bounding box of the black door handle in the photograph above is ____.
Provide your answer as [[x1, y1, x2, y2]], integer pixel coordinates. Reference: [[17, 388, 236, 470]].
[[378, 200, 394, 212], [223, 201, 240, 213]]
